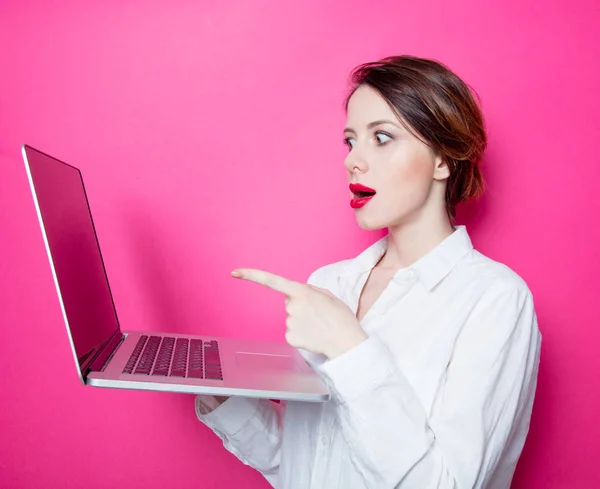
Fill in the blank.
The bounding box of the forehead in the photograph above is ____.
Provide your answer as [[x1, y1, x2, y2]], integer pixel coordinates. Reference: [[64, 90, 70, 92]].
[[346, 85, 399, 125]]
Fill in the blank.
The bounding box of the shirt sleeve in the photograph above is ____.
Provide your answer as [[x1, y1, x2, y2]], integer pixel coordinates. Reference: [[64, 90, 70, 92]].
[[317, 280, 542, 489], [195, 395, 284, 488]]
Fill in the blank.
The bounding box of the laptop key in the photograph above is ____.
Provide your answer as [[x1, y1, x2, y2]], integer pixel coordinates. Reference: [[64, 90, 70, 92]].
[[152, 337, 175, 376], [134, 335, 161, 375], [122, 335, 148, 374], [203, 341, 222, 380], [169, 338, 189, 377], [188, 339, 204, 378]]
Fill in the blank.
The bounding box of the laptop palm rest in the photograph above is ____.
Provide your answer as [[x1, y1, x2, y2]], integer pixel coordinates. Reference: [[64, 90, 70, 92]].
[[235, 352, 301, 371]]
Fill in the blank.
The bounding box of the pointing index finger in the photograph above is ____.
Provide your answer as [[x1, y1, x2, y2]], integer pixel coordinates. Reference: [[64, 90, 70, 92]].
[[232, 268, 304, 297]]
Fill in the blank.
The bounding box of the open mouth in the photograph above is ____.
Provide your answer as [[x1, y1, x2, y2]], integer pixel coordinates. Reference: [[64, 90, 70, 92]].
[[353, 190, 376, 198], [349, 183, 377, 199], [349, 183, 376, 209]]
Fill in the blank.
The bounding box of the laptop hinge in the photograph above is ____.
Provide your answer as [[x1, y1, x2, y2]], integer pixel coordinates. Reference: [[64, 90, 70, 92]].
[[81, 329, 126, 378], [98, 333, 127, 372]]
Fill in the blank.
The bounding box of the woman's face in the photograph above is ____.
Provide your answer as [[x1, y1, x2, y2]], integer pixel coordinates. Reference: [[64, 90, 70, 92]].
[[343, 85, 448, 230]]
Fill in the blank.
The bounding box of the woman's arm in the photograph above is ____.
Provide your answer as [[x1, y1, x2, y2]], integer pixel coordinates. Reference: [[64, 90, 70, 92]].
[[195, 395, 284, 488], [192, 267, 337, 487], [317, 280, 541, 489]]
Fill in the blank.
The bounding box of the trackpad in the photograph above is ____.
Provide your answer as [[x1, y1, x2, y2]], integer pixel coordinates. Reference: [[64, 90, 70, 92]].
[[235, 352, 299, 371]]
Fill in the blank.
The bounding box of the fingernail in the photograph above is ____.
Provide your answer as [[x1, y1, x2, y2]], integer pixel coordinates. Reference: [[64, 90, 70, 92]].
[[231, 270, 241, 278]]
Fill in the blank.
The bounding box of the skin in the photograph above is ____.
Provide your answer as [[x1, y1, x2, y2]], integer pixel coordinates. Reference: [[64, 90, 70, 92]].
[[214, 85, 456, 405], [343, 85, 454, 269]]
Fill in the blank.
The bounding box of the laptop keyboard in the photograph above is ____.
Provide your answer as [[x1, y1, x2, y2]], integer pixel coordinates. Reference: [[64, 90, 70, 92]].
[[122, 335, 223, 380]]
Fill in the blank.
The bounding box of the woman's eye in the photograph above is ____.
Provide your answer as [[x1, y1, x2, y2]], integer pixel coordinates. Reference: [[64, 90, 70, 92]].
[[375, 132, 393, 145], [343, 137, 356, 150]]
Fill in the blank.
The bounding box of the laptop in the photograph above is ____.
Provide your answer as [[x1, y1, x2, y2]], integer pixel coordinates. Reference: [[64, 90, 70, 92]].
[[22, 144, 330, 402]]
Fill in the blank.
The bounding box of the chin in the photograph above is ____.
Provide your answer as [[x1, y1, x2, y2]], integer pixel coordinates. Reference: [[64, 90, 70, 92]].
[[355, 216, 389, 231], [355, 206, 414, 231]]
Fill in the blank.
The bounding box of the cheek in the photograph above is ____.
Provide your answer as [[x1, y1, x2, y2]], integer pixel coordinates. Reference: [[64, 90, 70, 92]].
[[390, 151, 434, 194], [399, 158, 431, 183]]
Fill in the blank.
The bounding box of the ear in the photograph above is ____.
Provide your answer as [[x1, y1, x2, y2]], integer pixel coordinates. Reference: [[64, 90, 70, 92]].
[[433, 155, 450, 181]]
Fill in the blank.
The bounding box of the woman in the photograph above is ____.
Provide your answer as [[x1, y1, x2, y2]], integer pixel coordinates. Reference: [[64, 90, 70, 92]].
[[195, 55, 542, 489]]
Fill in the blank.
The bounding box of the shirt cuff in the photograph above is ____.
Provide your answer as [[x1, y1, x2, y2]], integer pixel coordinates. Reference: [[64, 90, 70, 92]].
[[195, 395, 222, 415], [195, 395, 260, 436], [317, 334, 396, 403]]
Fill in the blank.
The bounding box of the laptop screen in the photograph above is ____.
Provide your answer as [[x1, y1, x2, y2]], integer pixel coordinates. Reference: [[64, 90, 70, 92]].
[[24, 146, 120, 371]]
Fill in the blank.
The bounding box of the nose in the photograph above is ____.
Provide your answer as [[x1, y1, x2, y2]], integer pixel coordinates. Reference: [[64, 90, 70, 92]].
[[344, 149, 368, 175]]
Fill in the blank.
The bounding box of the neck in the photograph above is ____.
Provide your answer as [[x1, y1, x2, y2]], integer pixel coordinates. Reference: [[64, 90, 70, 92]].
[[379, 206, 455, 270]]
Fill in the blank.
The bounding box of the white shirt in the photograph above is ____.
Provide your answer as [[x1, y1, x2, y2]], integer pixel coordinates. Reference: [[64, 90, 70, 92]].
[[195, 226, 542, 489]]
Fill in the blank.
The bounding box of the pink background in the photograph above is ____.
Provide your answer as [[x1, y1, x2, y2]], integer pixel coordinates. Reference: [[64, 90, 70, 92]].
[[1, 1, 599, 488]]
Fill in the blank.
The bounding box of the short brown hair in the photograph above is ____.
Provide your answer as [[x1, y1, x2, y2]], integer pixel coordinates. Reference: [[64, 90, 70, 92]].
[[345, 55, 486, 221]]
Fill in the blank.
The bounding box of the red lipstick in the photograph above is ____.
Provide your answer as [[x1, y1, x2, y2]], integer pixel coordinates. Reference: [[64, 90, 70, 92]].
[[349, 183, 376, 209]]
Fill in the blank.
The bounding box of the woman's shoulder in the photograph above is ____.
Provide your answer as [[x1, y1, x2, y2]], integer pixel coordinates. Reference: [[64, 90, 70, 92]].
[[458, 250, 541, 341], [464, 248, 533, 297]]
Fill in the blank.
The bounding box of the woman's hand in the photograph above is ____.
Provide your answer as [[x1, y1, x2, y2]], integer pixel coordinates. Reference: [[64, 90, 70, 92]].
[[231, 268, 367, 359]]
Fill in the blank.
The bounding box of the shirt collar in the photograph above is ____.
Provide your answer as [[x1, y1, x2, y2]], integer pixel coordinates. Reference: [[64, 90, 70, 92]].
[[340, 225, 474, 292]]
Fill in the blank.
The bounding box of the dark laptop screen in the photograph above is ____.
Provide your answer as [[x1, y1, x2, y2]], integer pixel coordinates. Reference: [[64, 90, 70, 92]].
[[24, 146, 120, 370]]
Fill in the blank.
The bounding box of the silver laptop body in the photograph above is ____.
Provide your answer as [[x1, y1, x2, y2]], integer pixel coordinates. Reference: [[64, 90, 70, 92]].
[[22, 144, 330, 402]]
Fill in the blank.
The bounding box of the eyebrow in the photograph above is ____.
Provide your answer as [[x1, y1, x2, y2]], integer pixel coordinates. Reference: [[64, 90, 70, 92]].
[[343, 119, 401, 134]]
